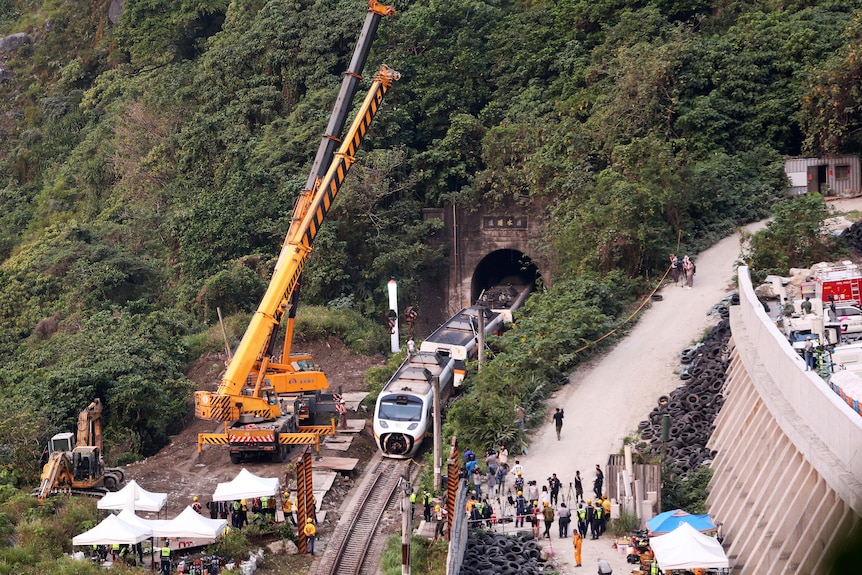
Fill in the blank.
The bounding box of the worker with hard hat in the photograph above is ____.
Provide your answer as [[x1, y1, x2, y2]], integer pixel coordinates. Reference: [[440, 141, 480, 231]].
[[515, 490, 527, 527], [303, 517, 316, 555], [192, 496, 202, 514], [433, 503, 447, 541], [282, 492, 296, 526]]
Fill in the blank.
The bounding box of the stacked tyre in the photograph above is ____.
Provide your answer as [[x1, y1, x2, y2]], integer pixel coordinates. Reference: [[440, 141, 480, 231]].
[[841, 221, 862, 256], [639, 318, 732, 473], [461, 530, 549, 575]]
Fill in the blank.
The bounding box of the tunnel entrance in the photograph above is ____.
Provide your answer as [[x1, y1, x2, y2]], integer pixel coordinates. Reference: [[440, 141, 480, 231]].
[[470, 249, 541, 304]]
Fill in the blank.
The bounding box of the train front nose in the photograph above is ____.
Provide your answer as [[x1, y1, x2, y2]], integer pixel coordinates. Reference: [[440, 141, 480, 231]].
[[381, 433, 413, 456]]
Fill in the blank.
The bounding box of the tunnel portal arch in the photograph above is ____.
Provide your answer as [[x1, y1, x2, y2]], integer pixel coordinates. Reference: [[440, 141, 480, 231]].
[[470, 249, 541, 305]]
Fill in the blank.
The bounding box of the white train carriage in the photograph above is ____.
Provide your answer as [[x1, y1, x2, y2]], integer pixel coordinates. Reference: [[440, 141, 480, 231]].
[[419, 307, 505, 386], [373, 351, 455, 459]]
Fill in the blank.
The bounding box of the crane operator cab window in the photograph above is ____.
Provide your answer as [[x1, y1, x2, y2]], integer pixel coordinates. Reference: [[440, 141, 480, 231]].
[[265, 390, 278, 406], [378, 394, 423, 422]]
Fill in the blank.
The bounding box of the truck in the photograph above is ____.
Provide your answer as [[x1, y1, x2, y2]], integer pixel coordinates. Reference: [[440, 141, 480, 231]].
[[807, 261, 862, 305], [36, 399, 125, 502], [194, 0, 399, 462]]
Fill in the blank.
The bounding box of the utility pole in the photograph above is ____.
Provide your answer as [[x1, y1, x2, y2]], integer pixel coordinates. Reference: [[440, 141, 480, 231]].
[[476, 306, 486, 370], [401, 476, 412, 575], [433, 375, 442, 491]]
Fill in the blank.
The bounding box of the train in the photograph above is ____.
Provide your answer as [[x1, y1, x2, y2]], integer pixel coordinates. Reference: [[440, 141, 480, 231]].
[[373, 282, 533, 459]]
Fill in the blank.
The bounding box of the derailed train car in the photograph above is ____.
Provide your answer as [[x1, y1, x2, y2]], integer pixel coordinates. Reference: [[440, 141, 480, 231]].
[[373, 351, 455, 458]]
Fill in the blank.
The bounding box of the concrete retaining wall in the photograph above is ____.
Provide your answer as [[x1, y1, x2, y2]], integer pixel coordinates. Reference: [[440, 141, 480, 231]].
[[707, 266, 862, 574]]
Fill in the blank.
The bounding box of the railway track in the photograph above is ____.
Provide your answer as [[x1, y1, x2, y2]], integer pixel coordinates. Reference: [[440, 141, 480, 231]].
[[317, 459, 413, 575]]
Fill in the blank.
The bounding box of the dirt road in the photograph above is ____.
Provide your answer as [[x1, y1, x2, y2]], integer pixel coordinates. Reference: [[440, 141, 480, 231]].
[[513, 227, 754, 574]]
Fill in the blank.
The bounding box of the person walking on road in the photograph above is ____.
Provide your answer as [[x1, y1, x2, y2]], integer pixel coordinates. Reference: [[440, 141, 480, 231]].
[[593, 465, 604, 499], [552, 407, 564, 440], [541, 502, 554, 539]]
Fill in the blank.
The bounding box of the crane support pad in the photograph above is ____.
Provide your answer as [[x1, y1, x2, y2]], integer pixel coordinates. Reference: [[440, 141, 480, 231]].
[[298, 422, 336, 436], [277, 433, 321, 446], [199, 433, 229, 445]]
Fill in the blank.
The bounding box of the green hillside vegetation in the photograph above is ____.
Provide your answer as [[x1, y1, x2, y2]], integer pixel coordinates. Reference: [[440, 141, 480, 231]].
[[1, 0, 860, 493]]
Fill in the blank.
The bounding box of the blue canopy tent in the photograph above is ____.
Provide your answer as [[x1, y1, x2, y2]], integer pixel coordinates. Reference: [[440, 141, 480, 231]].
[[647, 509, 716, 535]]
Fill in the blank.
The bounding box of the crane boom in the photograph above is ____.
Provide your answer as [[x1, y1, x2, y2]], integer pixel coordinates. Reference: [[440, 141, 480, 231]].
[[195, 65, 400, 423]]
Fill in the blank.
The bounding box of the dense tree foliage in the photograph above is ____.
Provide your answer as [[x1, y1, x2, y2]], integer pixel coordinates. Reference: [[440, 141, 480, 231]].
[[1, 0, 861, 477]]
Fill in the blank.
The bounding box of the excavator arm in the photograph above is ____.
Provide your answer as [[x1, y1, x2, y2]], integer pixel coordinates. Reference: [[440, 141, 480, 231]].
[[76, 398, 102, 450], [195, 64, 401, 423]]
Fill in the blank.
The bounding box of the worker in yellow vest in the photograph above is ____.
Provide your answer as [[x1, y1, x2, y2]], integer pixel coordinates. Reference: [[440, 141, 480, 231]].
[[282, 492, 296, 526], [159, 540, 171, 575]]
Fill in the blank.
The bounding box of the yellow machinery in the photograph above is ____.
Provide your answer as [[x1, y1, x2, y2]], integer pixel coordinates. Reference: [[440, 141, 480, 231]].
[[37, 398, 125, 502], [195, 0, 399, 463]]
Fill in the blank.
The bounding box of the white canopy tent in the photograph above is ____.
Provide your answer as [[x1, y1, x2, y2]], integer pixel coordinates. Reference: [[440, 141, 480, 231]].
[[156, 506, 227, 539], [72, 513, 151, 546], [650, 522, 729, 571], [212, 468, 279, 502], [97, 480, 167, 513], [117, 508, 170, 533]]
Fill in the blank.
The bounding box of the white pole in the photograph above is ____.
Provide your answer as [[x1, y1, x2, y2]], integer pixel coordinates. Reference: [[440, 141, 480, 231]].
[[388, 280, 400, 353]]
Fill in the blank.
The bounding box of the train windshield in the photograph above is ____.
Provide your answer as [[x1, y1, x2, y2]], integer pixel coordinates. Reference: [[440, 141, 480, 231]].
[[378, 394, 423, 422]]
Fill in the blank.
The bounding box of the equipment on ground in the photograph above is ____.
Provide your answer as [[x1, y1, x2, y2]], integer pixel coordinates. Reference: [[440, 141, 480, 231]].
[[194, 0, 399, 463], [36, 398, 125, 502]]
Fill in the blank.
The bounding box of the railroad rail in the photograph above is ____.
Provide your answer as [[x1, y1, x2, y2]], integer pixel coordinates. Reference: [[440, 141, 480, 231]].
[[316, 459, 412, 575]]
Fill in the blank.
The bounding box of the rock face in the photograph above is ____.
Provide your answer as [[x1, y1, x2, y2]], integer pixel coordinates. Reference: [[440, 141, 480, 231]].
[[0, 33, 31, 52], [109, 0, 125, 25]]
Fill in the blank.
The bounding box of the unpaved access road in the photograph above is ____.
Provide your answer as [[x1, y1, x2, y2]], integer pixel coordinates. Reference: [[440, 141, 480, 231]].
[[512, 225, 757, 574]]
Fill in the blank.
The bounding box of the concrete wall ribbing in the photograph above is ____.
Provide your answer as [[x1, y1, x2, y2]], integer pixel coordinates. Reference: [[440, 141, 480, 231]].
[[706, 266, 862, 574]]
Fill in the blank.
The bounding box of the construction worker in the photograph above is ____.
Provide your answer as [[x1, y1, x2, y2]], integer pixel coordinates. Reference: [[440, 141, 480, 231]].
[[602, 496, 611, 532], [159, 540, 171, 575], [282, 492, 296, 526], [576, 502, 587, 537], [593, 500, 604, 538], [192, 496, 202, 514], [572, 530, 583, 567], [433, 504, 446, 540], [650, 559, 661, 575], [586, 500, 597, 539], [515, 491, 527, 527], [303, 518, 316, 555]]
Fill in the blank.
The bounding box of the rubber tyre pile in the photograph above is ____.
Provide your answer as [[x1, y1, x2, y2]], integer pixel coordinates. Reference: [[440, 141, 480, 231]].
[[461, 530, 550, 575], [841, 221, 862, 256], [639, 317, 732, 473]]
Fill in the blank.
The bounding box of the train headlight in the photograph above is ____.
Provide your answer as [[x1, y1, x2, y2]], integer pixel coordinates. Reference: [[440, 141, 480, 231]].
[[379, 420, 389, 428], [407, 423, 418, 430]]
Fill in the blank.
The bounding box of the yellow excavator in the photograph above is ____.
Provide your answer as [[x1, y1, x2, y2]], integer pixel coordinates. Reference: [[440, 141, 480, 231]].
[[36, 398, 125, 502]]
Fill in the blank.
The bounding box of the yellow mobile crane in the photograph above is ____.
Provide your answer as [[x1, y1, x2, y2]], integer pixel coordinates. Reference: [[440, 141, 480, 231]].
[[37, 398, 125, 502], [195, 0, 399, 463]]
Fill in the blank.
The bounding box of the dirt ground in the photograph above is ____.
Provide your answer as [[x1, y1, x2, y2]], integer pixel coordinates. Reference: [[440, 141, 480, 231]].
[[122, 197, 862, 573], [123, 338, 385, 529]]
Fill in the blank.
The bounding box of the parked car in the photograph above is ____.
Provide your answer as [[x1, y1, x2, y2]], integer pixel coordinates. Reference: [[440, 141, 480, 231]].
[[832, 305, 862, 333]]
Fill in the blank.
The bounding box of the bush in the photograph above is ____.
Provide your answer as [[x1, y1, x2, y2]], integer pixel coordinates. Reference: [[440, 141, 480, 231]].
[[206, 527, 250, 564], [609, 510, 639, 537]]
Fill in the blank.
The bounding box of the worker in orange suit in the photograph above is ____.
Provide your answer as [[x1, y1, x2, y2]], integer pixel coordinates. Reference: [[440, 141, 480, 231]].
[[572, 530, 583, 567]]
